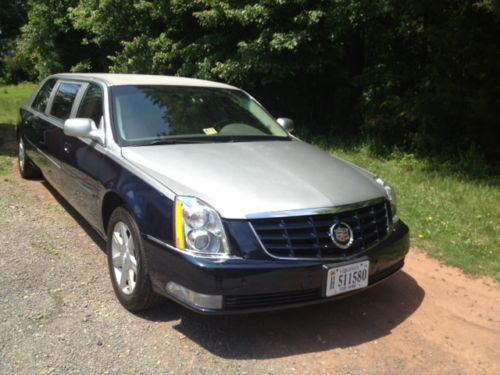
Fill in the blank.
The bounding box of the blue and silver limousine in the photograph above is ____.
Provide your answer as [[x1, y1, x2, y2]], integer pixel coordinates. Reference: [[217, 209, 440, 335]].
[[17, 73, 409, 313]]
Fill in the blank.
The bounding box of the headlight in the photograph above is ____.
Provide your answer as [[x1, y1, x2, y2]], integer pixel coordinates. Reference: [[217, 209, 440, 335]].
[[375, 177, 399, 224], [174, 196, 230, 257]]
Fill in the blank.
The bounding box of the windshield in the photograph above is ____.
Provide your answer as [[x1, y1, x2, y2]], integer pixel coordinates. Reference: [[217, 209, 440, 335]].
[[110, 85, 289, 145]]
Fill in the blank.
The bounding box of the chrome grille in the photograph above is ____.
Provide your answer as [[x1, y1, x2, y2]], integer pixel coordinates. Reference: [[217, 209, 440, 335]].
[[250, 201, 390, 259]]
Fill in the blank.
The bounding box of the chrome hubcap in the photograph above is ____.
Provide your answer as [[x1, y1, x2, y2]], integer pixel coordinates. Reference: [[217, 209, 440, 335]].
[[19, 139, 25, 171], [111, 221, 138, 295]]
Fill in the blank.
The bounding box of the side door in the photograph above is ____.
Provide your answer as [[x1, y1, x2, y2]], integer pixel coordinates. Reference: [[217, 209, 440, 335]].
[[59, 82, 106, 228], [43, 80, 84, 195]]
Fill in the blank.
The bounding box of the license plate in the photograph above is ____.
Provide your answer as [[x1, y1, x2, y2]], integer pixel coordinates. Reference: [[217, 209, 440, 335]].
[[325, 260, 369, 297]]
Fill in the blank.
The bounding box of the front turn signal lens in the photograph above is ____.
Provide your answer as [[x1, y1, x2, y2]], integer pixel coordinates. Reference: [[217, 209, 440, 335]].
[[175, 199, 185, 249], [174, 196, 230, 257]]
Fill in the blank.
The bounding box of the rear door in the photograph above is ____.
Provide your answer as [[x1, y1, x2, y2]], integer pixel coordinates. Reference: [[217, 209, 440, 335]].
[[43, 80, 83, 193], [21, 78, 57, 174]]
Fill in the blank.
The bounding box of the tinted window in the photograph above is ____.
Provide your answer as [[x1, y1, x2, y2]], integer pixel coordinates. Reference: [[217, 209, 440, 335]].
[[32, 79, 56, 113], [77, 84, 103, 126], [50, 82, 81, 120], [110, 85, 288, 145]]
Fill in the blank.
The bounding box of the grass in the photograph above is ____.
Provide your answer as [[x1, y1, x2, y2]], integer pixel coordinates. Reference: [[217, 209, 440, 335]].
[[1, 83, 499, 281], [0, 83, 36, 125], [0, 83, 36, 177]]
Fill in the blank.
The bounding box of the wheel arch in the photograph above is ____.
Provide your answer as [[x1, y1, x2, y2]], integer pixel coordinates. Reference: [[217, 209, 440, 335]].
[[101, 191, 127, 235], [100, 169, 175, 244]]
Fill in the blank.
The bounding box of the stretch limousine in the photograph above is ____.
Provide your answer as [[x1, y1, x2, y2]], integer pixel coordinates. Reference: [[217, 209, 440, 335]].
[[17, 73, 409, 313]]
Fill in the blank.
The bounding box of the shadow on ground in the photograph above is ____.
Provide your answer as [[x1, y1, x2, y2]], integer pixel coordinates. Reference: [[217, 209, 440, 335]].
[[0, 123, 17, 155], [144, 271, 423, 359], [41, 177, 424, 360]]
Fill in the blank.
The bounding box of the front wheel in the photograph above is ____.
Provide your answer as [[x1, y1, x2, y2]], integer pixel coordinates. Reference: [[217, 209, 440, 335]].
[[106, 206, 162, 311], [18, 137, 41, 179]]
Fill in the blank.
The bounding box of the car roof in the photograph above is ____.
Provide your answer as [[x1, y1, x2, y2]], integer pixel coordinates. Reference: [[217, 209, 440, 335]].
[[50, 73, 238, 89]]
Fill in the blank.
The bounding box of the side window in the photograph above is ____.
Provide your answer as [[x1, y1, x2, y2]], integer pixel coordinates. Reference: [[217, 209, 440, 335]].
[[32, 79, 57, 113], [77, 83, 103, 127], [50, 82, 81, 120]]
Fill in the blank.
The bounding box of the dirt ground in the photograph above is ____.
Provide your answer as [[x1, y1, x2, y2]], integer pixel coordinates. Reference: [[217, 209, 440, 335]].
[[1, 162, 499, 374]]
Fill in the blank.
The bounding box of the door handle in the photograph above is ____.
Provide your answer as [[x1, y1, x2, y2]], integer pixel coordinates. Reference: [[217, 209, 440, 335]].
[[63, 142, 71, 153]]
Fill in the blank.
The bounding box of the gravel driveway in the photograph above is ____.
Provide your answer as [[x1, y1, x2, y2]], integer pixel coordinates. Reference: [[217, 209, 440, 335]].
[[1, 160, 499, 374]]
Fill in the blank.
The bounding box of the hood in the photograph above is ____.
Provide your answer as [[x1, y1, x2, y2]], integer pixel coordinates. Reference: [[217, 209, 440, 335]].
[[121, 140, 387, 219]]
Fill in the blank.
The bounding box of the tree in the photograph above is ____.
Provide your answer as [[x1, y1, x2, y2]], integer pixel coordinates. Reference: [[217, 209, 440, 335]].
[[0, 0, 29, 81], [12, 0, 106, 81], [4, 0, 500, 160]]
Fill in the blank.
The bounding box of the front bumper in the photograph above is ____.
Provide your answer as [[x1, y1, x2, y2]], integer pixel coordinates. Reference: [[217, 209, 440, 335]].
[[146, 221, 410, 314]]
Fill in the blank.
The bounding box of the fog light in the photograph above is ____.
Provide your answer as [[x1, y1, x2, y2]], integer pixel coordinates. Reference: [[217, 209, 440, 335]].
[[166, 281, 223, 310]]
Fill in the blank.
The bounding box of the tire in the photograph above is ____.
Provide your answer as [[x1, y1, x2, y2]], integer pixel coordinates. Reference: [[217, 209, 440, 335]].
[[18, 137, 41, 179], [106, 206, 162, 311]]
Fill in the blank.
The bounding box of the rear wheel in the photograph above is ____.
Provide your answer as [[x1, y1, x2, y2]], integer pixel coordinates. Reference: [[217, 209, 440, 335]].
[[106, 206, 162, 311], [18, 137, 41, 179]]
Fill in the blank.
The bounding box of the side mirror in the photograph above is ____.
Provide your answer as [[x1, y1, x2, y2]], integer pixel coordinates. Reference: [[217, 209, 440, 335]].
[[276, 117, 294, 132], [64, 118, 104, 144]]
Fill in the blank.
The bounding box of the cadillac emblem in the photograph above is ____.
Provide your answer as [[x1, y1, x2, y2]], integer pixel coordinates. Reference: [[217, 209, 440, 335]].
[[329, 222, 354, 249]]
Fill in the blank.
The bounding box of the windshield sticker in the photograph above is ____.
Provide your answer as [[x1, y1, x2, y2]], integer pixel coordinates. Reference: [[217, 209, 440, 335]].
[[203, 127, 218, 135]]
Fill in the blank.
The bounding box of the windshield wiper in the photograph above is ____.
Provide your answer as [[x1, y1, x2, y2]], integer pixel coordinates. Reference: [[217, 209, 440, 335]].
[[146, 138, 207, 146], [139, 135, 290, 146], [215, 135, 290, 142]]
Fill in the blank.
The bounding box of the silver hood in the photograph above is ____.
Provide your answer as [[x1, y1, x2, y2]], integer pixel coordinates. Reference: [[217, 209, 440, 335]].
[[121, 140, 387, 219]]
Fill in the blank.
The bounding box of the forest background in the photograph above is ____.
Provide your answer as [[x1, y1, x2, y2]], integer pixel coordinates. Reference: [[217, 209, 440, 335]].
[[1, 0, 500, 162]]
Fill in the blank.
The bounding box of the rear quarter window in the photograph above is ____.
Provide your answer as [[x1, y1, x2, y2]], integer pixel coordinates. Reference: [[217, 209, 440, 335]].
[[32, 79, 57, 113], [50, 82, 81, 120]]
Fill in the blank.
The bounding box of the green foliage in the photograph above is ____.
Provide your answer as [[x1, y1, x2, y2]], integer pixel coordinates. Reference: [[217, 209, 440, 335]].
[[70, 59, 92, 73], [0, 0, 29, 82], [356, 0, 500, 161], [16, 0, 74, 79], [6, 0, 108, 82], [1, 0, 500, 161]]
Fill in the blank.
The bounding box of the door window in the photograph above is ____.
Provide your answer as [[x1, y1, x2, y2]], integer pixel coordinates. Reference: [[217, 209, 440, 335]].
[[32, 79, 57, 113], [77, 83, 103, 127], [50, 82, 81, 120]]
